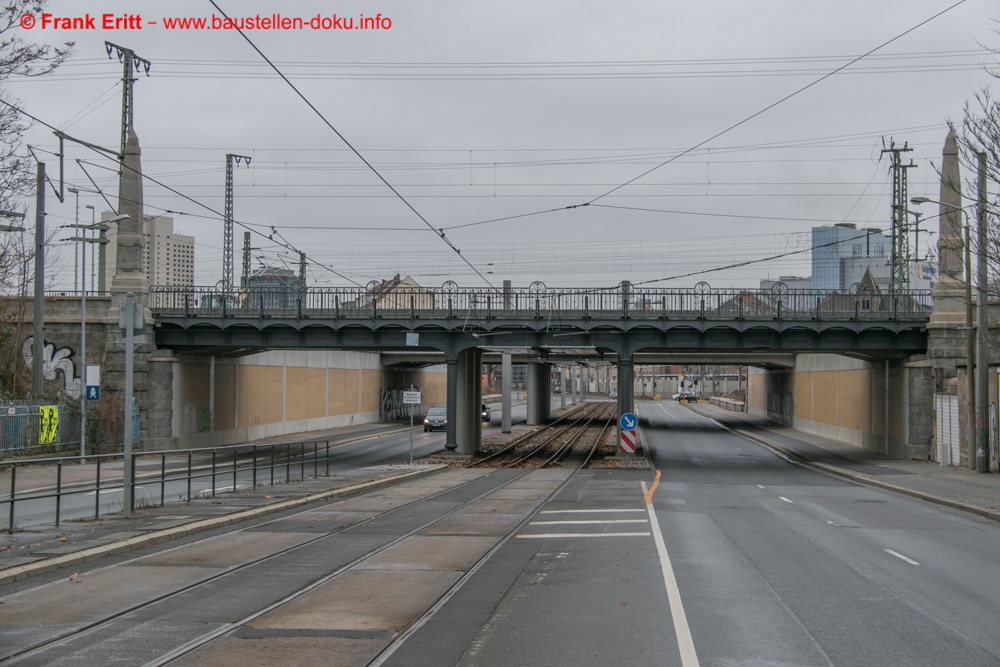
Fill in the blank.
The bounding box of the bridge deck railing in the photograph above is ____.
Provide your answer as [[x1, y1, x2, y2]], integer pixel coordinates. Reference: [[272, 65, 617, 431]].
[[149, 285, 932, 324]]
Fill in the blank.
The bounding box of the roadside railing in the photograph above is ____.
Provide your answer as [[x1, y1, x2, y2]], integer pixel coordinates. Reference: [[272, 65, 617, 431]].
[[0, 439, 333, 531]]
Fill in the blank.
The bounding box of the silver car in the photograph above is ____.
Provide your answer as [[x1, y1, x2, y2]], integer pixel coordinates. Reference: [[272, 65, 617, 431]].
[[423, 406, 447, 432]]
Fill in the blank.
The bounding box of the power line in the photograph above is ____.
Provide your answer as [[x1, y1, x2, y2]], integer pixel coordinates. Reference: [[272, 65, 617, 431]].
[[209, 0, 496, 290], [584, 0, 969, 206]]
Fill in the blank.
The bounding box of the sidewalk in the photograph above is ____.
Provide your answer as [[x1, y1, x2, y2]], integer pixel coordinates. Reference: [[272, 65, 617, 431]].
[[5, 408, 1000, 585]]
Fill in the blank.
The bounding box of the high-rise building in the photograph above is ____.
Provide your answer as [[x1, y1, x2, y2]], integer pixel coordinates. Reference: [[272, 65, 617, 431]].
[[102, 213, 195, 288], [811, 223, 890, 294]]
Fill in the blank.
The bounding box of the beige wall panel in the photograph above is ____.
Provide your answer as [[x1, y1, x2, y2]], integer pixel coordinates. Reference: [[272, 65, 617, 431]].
[[811, 371, 838, 426], [328, 368, 356, 416], [361, 369, 381, 412], [870, 364, 887, 437], [183, 363, 210, 413], [421, 370, 447, 405], [748, 374, 766, 410], [836, 369, 870, 432], [286, 367, 326, 422], [215, 364, 236, 431], [237, 365, 283, 428], [794, 371, 813, 421]]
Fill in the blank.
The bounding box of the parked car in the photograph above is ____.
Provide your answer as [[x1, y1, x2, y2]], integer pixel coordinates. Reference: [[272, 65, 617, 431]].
[[481, 403, 491, 422], [423, 405, 447, 431]]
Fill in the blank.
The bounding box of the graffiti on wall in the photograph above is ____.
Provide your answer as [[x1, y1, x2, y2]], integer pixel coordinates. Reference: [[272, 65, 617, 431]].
[[21, 337, 82, 399], [380, 387, 416, 421]]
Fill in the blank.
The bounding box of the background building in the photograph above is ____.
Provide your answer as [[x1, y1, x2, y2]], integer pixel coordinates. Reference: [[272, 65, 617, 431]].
[[760, 276, 812, 291], [102, 213, 195, 289], [811, 223, 890, 294]]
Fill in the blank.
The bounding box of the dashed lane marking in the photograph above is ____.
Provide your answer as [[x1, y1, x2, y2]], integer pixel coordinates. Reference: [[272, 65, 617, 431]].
[[884, 548, 921, 565]]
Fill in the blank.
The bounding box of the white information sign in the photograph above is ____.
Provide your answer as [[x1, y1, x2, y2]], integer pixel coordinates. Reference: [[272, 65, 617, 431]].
[[402, 391, 422, 405]]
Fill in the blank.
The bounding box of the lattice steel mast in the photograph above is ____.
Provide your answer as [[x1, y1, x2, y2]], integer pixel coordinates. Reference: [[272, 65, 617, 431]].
[[105, 42, 151, 165], [882, 140, 916, 301], [223, 154, 251, 293], [242, 231, 252, 288]]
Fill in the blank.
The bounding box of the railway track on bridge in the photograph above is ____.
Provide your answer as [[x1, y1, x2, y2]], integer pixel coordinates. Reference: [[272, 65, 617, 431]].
[[0, 412, 627, 666]]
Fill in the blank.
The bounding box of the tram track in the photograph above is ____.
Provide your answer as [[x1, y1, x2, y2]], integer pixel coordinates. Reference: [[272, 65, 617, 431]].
[[0, 412, 618, 666]]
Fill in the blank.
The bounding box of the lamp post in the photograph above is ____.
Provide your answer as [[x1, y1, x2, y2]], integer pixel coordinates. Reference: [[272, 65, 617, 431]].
[[912, 196, 976, 469], [65, 213, 125, 457], [68, 188, 80, 292], [85, 205, 95, 292]]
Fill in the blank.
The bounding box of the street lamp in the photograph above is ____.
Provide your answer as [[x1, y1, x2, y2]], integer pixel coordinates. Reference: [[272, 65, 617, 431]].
[[911, 196, 978, 470], [65, 213, 128, 456]]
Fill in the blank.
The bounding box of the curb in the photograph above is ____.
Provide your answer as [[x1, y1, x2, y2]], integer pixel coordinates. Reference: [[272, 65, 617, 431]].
[[0, 464, 446, 585]]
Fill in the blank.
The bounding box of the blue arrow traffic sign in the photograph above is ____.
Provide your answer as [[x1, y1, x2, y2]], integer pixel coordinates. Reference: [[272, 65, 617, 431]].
[[86, 386, 100, 402], [620, 412, 637, 430]]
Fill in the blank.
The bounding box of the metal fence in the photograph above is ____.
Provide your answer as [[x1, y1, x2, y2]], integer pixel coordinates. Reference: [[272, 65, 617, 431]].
[[0, 401, 79, 457], [150, 282, 934, 323], [0, 439, 333, 530]]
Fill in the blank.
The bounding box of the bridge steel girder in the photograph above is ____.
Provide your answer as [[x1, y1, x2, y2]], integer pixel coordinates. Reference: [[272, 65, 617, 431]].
[[154, 319, 928, 357]]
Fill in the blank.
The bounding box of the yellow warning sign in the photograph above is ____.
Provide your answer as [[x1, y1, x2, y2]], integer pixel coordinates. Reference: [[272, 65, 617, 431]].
[[38, 405, 59, 445]]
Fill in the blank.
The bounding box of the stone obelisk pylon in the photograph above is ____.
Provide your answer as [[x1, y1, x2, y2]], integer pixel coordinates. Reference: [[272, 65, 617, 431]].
[[111, 129, 148, 304], [929, 128, 965, 324]]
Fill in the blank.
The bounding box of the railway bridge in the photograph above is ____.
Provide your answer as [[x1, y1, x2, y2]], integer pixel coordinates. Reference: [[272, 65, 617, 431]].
[[148, 281, 933, 455]]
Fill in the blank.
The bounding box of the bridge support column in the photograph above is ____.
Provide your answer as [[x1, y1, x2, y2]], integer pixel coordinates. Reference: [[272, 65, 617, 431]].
[[538, 364, 551, 421], [571, 366, 579, 405], [617, 354, 634, 446], [559, 365, 566, 409], [502, 352, 512, 434], [456, 347, 482, 456], [527, 362, 539, 426], [445, 354, 458, 451]]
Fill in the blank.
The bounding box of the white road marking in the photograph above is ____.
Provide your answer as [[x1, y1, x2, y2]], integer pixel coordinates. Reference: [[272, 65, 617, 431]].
[[540, 509, 646, 514], [516, 532, 651, 539], [757, 485, 766, 489], [530, 519, 648, 526], [643, 480, 701, 667], [779, 496, 794, 504], [884, 549, 921, 565]]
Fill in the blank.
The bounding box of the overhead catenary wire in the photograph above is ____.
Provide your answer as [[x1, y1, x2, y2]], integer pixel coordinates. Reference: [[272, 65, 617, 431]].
[[583, 0, 969, 207], [208, 0, 497, 290]]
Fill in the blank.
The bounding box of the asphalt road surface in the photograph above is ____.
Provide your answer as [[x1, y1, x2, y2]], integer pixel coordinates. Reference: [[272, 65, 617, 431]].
[[3, 398, 999, 666]]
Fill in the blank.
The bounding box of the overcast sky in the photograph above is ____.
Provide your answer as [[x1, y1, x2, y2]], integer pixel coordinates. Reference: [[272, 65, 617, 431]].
[[7, 0, 998, 292]]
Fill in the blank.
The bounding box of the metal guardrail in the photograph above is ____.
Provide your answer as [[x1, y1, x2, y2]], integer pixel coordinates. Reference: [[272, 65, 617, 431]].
[[149, 282, 933, 323], [0, 439, 332, 530]]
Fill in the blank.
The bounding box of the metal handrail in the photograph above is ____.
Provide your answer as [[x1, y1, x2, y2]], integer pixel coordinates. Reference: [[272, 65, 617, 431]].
[[149, 284, 933, 323], [0, 439, 331, 531]]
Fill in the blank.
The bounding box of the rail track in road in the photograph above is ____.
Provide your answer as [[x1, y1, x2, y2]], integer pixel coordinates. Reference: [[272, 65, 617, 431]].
[[468, 402, 617, 469], [0, 411, 624, 666]]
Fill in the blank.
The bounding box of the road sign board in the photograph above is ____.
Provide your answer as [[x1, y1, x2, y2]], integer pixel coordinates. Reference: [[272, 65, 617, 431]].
[[86, 386, 100, 401], [619, 429, 636, 455], [402, 390, 421, 405], [620, 412, 637, 430]]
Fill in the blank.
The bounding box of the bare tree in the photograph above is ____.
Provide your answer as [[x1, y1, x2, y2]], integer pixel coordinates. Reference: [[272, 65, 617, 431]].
[[0, 1, 71, 395], [952, 22, 1000, 301]]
